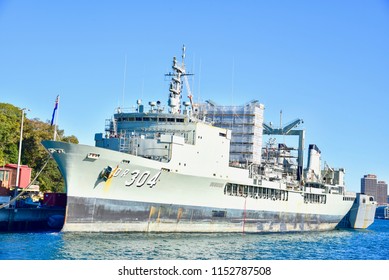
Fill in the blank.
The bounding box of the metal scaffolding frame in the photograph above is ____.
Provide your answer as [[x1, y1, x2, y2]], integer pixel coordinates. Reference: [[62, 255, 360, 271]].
[[196, 100, 265, 165]]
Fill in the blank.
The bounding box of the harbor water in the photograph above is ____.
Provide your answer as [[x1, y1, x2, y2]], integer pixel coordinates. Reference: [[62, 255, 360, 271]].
[[0, 219, 388, 260]]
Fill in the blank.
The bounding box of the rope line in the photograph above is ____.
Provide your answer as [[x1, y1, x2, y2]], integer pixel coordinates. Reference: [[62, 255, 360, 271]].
[[0, 154, 52, 210]]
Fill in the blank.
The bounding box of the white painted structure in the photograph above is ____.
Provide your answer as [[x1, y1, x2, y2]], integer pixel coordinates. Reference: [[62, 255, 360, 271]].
[[42, 47, 376, 232]]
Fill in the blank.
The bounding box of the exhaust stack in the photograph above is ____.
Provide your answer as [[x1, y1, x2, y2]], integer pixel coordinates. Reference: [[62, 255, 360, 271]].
[[306, 144, 321, 182]]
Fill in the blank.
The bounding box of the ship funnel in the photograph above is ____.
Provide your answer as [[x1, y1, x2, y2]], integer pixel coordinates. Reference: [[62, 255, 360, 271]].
[[306, 144, 321, 182]]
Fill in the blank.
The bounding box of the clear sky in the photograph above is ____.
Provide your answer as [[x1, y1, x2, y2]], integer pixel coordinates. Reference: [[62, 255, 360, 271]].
[[0, 0, 388, 193]]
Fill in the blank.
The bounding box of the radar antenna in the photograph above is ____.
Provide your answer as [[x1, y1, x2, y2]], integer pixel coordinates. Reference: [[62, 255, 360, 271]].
[[165, 45, 194, 114]]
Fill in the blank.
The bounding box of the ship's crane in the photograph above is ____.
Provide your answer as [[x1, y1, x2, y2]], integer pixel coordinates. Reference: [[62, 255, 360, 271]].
[[263, 118, 305, 181], [263, 118, 303, 135]]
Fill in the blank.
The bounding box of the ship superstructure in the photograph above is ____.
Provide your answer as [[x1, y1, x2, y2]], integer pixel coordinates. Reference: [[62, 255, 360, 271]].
[[42, 47, 376, 232]]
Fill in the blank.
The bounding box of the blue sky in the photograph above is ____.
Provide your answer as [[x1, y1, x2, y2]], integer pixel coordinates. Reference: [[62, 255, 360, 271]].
[[0, 0, 388, 192]]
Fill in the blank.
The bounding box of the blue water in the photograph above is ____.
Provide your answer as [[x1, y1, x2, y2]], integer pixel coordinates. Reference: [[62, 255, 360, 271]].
[[0, 219, 388, 260]]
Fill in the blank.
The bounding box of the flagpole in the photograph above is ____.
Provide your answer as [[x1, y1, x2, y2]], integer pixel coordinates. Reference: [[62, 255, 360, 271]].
[[56, 96, 60, 140], [52, 95, 60, 141], [13, 108, 28, 207], [53, 120, 56, 141]]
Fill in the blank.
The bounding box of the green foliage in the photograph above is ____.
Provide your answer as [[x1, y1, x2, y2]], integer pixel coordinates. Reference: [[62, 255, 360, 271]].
[[0, 103, 79, 193], [0, 103, 20, 165]]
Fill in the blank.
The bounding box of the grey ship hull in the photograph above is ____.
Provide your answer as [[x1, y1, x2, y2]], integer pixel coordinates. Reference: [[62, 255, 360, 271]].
[[66, 196, 344, 232], [43, 140, 352, 233]]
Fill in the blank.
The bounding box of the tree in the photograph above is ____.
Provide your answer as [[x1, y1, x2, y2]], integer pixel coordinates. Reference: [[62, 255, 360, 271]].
[[0, 103, 21, 166], [0, 102, 79, 192]]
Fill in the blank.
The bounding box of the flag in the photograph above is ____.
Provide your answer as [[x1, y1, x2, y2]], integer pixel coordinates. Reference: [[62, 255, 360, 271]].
[[50, 95, 59, 126]]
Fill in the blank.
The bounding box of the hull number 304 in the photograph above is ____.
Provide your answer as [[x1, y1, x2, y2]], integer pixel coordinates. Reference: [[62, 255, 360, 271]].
[[112, 168, 161, 188]]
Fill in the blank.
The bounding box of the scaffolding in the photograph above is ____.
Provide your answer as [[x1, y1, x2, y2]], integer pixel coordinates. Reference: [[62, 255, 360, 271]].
[[196, 100, 265, 165]]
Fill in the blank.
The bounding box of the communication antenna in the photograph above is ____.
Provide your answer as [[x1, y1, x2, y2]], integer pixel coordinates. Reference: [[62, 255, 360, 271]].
[[122, 54, 128, 107], [181, 45, 195, 111], [231, 57, 235, 105], [280, 109, 284, 143], [280, 110, 283, 131], [182, 45, 186, 63], [198, 58, 202, 103]]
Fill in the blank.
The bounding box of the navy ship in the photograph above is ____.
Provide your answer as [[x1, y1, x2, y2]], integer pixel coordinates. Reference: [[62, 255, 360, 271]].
[[42, 47, 376, 232]]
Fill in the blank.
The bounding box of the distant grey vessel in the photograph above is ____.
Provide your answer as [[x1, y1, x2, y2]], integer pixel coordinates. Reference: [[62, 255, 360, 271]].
[[42, 47, 376, 232]]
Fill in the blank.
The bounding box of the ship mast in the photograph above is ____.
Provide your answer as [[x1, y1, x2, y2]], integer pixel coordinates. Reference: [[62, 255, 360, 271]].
[[167, 45, 193, 114]]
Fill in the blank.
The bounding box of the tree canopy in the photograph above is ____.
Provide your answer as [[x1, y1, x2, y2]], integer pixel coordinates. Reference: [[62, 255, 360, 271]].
[[0, 102, 78, 192]]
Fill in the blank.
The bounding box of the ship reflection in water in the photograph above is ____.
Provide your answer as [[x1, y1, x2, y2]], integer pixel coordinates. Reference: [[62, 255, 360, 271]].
[[0, 219, 388, 260]]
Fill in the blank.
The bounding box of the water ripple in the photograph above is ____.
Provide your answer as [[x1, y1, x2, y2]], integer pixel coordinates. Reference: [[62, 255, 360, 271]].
[[1, 220, 388, 260]]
